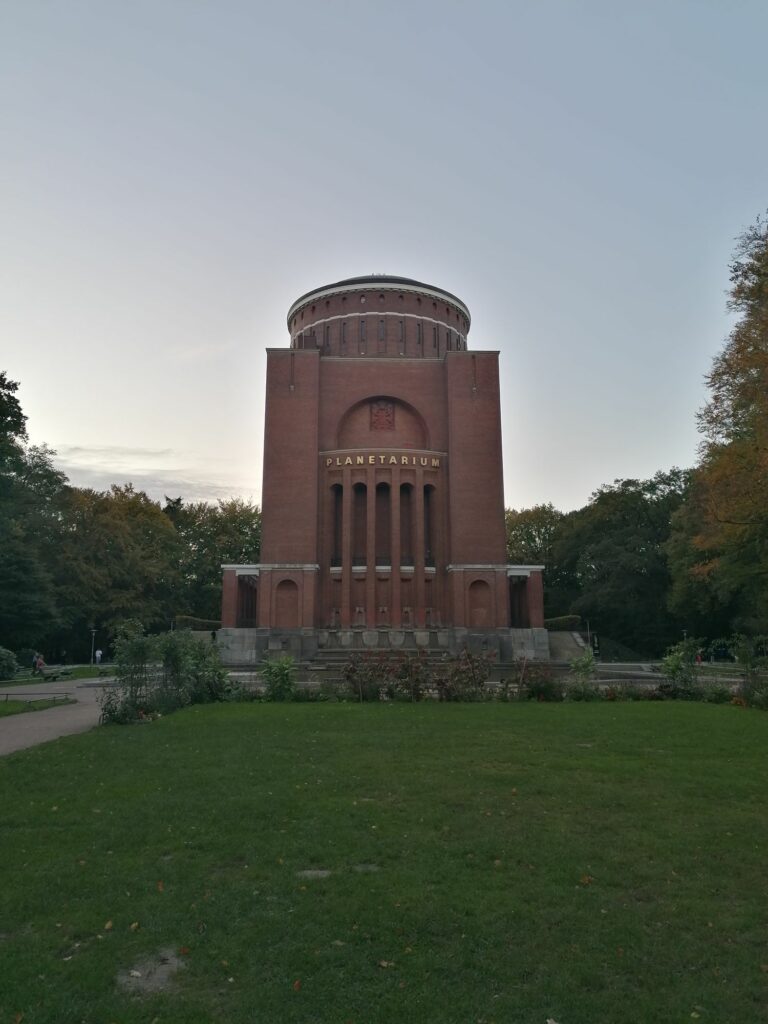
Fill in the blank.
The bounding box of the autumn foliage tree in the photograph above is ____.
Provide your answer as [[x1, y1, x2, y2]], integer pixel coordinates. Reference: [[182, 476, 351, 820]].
[[669, 214, 768, 632]]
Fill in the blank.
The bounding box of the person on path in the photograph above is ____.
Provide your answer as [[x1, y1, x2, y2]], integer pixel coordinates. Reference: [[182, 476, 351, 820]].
[[95, 649, 102, 665], [34, 654, 46, 674]]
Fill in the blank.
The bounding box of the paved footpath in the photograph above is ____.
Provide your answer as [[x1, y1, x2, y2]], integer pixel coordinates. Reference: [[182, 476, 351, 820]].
[[0, 679, 113, 757]]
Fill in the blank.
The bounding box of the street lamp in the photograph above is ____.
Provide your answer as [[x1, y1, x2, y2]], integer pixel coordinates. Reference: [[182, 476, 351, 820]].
[[89, 626, 96, 666]]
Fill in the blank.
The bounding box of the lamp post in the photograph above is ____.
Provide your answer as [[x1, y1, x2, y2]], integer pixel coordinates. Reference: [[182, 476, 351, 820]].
[[90, 627, 96, 666]]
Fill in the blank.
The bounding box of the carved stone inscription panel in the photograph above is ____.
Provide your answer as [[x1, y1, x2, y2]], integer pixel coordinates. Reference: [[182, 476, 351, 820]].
[[370, 400, 395, 431]]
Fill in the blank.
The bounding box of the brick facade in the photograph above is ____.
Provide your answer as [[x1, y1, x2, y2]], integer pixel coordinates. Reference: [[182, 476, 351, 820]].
[[220, 276, 547, 661]]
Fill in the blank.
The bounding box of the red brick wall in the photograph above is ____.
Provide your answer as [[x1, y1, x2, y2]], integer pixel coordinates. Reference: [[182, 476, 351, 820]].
[[445, 351, 507, 566], [260, 349, 320, 565], [252, 279, 520, 632]]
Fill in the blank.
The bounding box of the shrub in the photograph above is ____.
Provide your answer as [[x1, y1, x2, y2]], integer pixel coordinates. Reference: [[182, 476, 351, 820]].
[[0, 647, 19, 681], [566, 681, 602, 701], [389, 651, 434, 702], [224, 680, 260, 703], [434, 648, 494, 702], [544, 615, 582, 631], [660, 638, 701, 700], [746, 685, 768, 710], [342, 653, 388, 702], [700, 684, 732, 705], [523, 675, 565, 702], [100, 624, 227, 724], [569, 650, 596, 683], [261, 656, 296, 701]]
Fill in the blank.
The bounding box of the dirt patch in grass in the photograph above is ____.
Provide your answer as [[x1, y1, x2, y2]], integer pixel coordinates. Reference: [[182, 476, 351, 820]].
[[117, 947, 185, 994]]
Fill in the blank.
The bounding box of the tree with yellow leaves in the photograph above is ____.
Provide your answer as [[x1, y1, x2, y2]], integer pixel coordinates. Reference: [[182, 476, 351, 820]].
[[669, 214, 768, 632]]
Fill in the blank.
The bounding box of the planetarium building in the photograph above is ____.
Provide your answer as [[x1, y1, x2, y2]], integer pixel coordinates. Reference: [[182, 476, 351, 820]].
[[219, 275, 548, 663]]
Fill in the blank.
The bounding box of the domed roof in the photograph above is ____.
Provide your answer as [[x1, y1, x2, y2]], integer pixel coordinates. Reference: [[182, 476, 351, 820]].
[[287, 275, 470, 327]]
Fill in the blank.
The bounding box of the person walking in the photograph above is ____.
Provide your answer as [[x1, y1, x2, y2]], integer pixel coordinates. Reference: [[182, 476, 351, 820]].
[[95, 649, 102, 665]]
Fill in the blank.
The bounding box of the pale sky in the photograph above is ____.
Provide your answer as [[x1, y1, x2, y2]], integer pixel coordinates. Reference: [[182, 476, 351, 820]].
[[2, 0, 766, 511]]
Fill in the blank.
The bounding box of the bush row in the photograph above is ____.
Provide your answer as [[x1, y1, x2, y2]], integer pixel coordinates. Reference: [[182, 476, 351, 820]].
[[99, 623, 228, 723]]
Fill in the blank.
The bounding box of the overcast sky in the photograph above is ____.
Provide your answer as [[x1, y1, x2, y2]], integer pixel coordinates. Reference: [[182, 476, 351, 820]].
[[3, 0, 766, 511]]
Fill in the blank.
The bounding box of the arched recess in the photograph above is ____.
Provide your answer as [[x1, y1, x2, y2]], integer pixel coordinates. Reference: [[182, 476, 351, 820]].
[[274, 579, 299, 628], [336, 395, 430, 450], [468, 579, 492, 628]]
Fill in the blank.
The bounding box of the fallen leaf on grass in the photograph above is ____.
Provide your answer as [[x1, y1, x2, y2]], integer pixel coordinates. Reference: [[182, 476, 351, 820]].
[[293, 979, 302, 991], [129, 922, 140, 931], [179, 946, 190, 955], [104, 920, 113, 931], [14, 1013, 24, 1023], [579, 875, 594, 886], [156, 880, 164, 893], [378, 960, 395, 969]]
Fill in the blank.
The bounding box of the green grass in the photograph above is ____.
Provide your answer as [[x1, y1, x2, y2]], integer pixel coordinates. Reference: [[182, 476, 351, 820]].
[[1, 703, 766, 1024], [3, 665, 111, 685], [0, 697, 74, 717]]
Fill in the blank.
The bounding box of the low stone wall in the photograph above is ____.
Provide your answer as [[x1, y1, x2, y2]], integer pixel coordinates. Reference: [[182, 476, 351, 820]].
[[216, 627, 550, 667]]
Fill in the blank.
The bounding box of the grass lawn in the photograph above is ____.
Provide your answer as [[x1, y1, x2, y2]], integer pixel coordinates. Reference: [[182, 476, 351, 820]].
[[1, 703, 766, 1024], [0, 698, 74, 717], [3, 666, 111, 685]]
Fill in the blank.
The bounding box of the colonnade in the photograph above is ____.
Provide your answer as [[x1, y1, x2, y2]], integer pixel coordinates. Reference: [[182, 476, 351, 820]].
[[323, 465, 439, 629]]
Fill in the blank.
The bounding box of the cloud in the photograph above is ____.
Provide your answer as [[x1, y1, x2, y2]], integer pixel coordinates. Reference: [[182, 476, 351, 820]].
[[56, 444, 176, 464], [52, 444, 260, 504]]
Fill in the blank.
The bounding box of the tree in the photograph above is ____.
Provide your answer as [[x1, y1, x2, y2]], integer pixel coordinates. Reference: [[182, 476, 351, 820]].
[[0, 376, 63, 650], [505, 503, 573, 616], [45, 485, 182, 658], [167, 498, 261, 622], [669, 214, 768, 633], [505, 503, 563, 563], [554, 470, 690, 655], [0, 371, 27, 477]]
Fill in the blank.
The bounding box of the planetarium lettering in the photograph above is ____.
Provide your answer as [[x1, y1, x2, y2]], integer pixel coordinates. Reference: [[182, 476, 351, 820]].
[[325, 453, 441, 468]]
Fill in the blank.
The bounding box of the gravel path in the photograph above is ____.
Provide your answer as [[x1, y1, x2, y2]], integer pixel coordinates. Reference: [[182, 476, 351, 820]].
[[0, 679, 113, 756]]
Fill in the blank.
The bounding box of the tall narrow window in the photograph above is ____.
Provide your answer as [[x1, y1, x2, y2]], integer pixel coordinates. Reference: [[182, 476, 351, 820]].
[[352, 483, 367, 566], [424, 485, 434, 566], [331, 485, 343, 566], [377, 318, 386, 354], [341, 321, 347, 352], [375, 483, 391, 564], [400, 484, 413, 565], [416, 321, 423, 347]]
